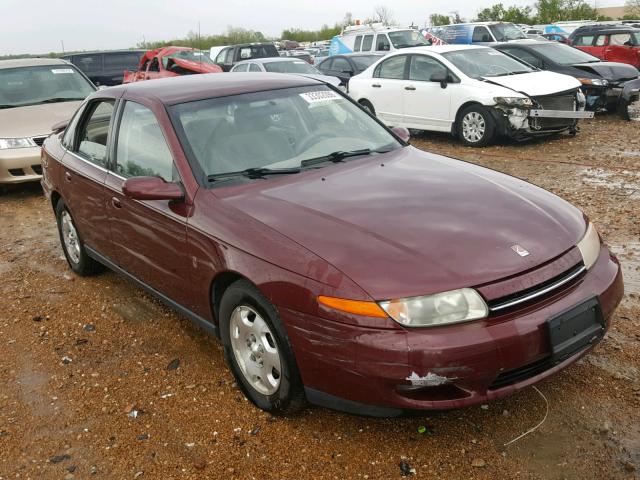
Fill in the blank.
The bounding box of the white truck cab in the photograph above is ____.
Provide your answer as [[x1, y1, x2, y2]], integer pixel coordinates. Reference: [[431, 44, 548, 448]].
[[329, 24, 429, 56]]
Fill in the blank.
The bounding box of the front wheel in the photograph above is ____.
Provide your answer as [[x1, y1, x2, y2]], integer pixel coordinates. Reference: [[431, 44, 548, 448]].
[[457, 105, 496, 147], [219, 279, 305, 414]]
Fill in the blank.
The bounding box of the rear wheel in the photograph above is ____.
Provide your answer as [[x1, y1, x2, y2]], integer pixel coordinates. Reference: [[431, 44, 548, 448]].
[[55, 199, 102, 276], [359, 100, 376, 116], [457, 105, 496, 147], [219, 279, 305, 414]]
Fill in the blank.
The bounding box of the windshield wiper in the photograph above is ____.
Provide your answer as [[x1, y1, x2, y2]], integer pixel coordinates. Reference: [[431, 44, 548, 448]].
[[0, 104, 16, 109], [40, 97, 86, 104], [207, 167, 301, 182], [300, 148, 385, 168]]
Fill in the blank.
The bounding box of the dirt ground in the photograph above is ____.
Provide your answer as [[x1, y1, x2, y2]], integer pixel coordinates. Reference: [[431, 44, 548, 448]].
[[1, 117, 639, 480]]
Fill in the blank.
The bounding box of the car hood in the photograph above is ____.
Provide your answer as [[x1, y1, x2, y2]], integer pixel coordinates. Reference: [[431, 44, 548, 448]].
[[482, 70, 581, 96], [572, 62, 639, 82], [216, 147, 586, 300], [0, 101, 82, 138]]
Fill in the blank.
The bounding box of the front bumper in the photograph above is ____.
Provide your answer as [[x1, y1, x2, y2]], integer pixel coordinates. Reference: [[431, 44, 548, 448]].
[[283, 245, 623, 416], [0, 147, 43, 184]]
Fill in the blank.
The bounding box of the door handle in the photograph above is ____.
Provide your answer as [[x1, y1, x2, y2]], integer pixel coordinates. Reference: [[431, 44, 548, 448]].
[[111, 197, 122, 209], [64, 171, 72, 182], [372, 83, 381, 88], [404, 86, 416, 91]]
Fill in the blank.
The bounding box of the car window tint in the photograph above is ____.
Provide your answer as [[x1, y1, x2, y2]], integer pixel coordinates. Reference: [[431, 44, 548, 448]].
[[354, 36, 363, 52], [249, 63, 262, 72], [409, 55, 447, 81], [610, 33, 632, 45], [574, 35, 594, 46], [76, 100, 114, 168], [472, 26, 492, 43], [320, 58, 333, 70], [332, 57, 351, 72], [103, 52, 141, 69], [595, 35, 607, 46], [116, 102, 174, 181], [376, 34, 390, 51], [362, 35, 374, 51], [375, 55, 406, 79], [75, 54, 103, 73], [504, 48, 542, 68]]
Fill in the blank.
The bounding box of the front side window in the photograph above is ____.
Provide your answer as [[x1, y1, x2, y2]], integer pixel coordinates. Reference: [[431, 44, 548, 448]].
[[169, 85, 401, 182], [331, 57, 352, 72], [472, 27, 492, 43], [387, 30, 429, 48], [443, 48, 534, 78], [574, 35, 594, 46], [76, 100, 114, 168], [116, 102, 174, 181], [215, 48, 228, 64], [376, 34, 391, 51], [374, 55, 407, 79], [362, 35, 374, 51], [249, 63, 262, 72], [75, 54, 103, 73], [0, 65, 95, 109], [409, 55, 448, 81], [595, 35, 607, 46], [610, 33, 638, 46], [488, 24, 526, 41]]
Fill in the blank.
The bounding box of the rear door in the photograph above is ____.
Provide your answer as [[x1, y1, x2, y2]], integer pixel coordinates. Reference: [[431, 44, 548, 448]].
[[369, 54, 408, 125], [402, 54, 453, 130], [60, 99, 115, 257], [105, 100, 192, 304], [605, 33, 639, 66]]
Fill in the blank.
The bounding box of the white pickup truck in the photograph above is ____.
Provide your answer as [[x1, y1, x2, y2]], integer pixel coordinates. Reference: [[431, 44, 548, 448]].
[[348, 44, 594, 146]]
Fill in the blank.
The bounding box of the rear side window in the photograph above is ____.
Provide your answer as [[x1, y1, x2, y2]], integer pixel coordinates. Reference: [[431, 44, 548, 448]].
[[215, 48, 228, 64], [115, 102, 174, 181], [332, 57, 351, 72], [75, 100, 114, 168], [610, 33, 633, 45], [374, 55, 407, 79], [362, 35, 374, 51], [472, 26, 492, 43], [249, 63, 262, 72], [233, 64, 249, 72], [354, 36, 363, 52], [595, 35, 607, 46], [574, 35, 594, 46], [75, 54, 103, 73]]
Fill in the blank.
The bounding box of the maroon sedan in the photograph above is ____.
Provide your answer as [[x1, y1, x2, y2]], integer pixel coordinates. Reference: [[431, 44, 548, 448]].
[[41, 73, 623, 416]]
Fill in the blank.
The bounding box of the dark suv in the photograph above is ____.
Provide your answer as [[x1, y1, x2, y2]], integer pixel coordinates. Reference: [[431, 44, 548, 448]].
[[63, 50, 145, 86], [569, 25, 640, 68], [212, 43, 279, 71]]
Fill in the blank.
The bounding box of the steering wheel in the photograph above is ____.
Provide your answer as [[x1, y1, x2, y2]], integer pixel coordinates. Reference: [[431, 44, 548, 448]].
[[295, 131, 334, 154], [487, 64, 511, 75]]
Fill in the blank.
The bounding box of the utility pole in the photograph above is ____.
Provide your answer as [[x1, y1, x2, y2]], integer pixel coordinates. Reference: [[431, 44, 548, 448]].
[[60, 40, 65, 54]]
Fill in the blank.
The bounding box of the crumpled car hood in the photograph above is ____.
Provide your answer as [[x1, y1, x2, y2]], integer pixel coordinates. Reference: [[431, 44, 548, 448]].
[[483, 71, 581, 97]]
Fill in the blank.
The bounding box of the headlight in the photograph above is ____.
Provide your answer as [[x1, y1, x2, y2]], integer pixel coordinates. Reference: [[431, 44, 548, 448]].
[[576, 222, 601, 270], [494, 96, 534, 108], [0, 138, 37, 150], [578, 78, 608, 86], [379, 288, 488, 327]]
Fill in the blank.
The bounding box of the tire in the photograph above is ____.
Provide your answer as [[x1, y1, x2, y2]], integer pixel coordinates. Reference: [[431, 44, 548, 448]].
[[219, 279, 305, 414], [457, 104, 496, 147], [359, 99, 376, 116], [55, 199, 102, 276]]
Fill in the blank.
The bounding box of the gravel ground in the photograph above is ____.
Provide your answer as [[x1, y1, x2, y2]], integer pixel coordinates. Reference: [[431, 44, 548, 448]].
[[1, 116, 639, 480]]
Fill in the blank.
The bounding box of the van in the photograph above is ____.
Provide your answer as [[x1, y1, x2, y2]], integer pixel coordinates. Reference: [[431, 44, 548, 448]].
[[329, 24, 429, 56], [433, 22, 526, 44], [63, 50, 144, 86]]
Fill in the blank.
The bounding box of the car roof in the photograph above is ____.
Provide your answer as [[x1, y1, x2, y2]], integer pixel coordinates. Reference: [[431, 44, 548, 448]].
[[0, 57, 72, 70], [495, 39, 548, 47], [107, 72, 322, 105], [573, 24, 639, 34], [62, 49, 145, 57], [398, 45, 490, 54]]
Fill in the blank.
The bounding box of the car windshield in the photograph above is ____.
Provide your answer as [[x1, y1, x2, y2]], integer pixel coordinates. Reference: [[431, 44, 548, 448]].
[[0, 65, 95, 109], [488, 24, 527, 41], [388, 30, 430, 48], [529, 42, 601, 64], [352, 55, 383, 70], [263, 61, 319, 74], [166, 50, 214, 64], [169, 85, 401, 182], [443, 48, 534, 78]]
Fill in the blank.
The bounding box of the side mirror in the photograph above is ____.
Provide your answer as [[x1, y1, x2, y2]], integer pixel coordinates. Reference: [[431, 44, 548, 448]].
[[430, 72, 449, 89], [391, 126, 411, 143], [122, 176, 184, 201]]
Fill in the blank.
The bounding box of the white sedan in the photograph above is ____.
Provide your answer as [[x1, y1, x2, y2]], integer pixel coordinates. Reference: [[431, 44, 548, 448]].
[[348, 45, 594, 146]]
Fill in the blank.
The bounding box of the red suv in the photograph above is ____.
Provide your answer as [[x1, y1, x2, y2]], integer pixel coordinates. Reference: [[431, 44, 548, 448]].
[[570, 25, 640, 68], [40, 74, 623, 416]]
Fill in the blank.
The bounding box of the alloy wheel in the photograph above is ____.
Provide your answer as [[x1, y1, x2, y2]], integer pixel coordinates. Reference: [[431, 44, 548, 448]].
[[61, 210, 81, 264], [229, 305, 282, 395]]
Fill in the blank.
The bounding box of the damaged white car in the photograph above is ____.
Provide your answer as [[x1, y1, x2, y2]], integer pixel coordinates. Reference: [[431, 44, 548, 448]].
[[348, 45, 594, 146]]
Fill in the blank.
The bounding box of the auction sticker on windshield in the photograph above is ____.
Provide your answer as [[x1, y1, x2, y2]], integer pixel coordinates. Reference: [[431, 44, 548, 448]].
[[300, 90, 341, 105], [51, 69, 75, 74]]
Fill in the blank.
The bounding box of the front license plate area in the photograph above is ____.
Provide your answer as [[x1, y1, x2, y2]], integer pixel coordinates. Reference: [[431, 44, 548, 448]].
[[547, 297, 605, 364]]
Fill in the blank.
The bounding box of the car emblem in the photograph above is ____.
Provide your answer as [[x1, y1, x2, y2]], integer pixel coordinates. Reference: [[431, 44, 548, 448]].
[[511, 244, 530, 257]]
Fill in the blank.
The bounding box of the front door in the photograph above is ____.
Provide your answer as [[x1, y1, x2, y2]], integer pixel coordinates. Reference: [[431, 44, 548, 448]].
[[605, 33, 639, 67], [369, 54, 408, 126], [105, 100, 192, 305], [402, 54, 452, 131]]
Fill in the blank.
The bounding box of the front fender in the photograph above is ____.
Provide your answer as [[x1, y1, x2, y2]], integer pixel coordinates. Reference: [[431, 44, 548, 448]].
[[619, 78, 640, 121]]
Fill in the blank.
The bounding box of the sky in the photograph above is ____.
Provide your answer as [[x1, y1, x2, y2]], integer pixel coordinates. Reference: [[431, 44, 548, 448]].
[[0, 0, 622, 55]]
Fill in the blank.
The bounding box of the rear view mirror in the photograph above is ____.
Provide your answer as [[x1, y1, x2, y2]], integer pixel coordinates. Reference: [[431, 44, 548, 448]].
[[123, 176, 184, 201], [391, 126, 411, 143]]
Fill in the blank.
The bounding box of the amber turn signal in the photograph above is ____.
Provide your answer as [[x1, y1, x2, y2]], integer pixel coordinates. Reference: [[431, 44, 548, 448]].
[[318, 295, 388, 318]]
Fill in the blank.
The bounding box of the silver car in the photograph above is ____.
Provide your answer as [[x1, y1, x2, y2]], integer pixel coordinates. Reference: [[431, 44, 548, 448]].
[[230, 57, 342, 89]]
